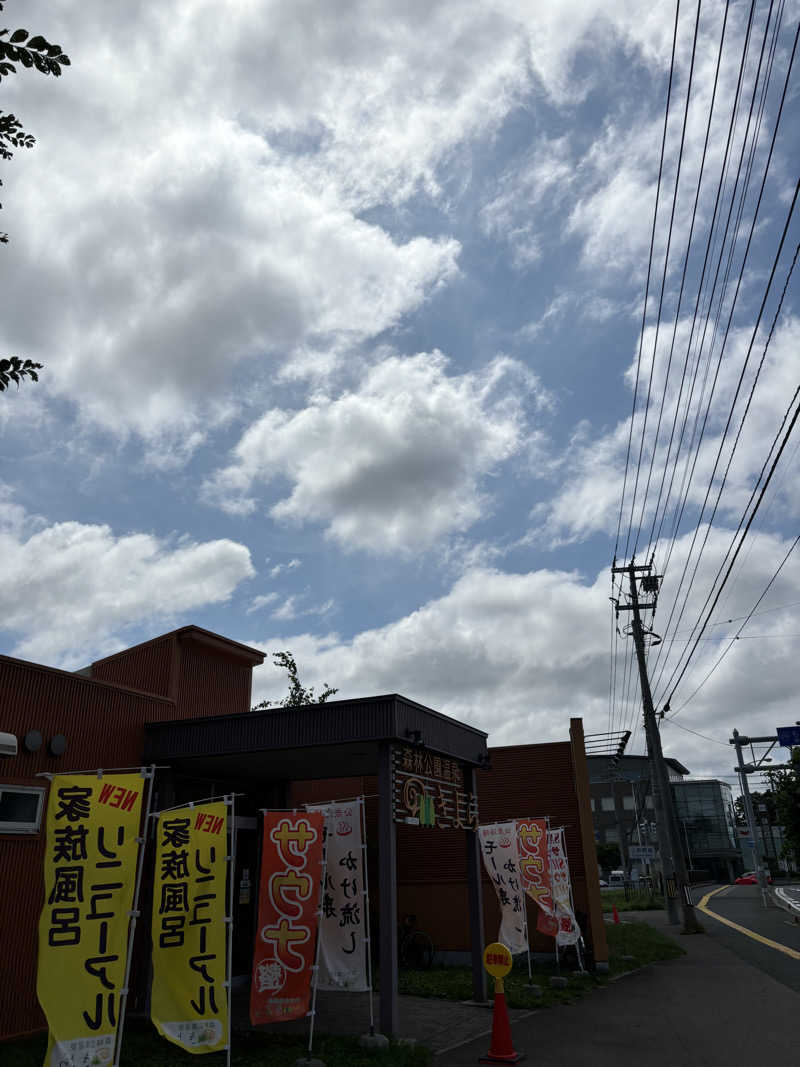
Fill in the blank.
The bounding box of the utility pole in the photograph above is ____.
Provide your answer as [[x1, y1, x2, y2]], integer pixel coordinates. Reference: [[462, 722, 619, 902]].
[[730, 729, 768, 907], [613, 558, 700, 933]]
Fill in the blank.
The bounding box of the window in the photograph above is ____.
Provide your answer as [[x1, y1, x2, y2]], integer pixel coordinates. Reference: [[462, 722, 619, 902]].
[[590, 797, 595, 811], [601, 797, 615, 812], [645, 795, 654, 810], [605, 828, 619, 843], [622, 795, 635, 810], [0, 785, 46, 834]]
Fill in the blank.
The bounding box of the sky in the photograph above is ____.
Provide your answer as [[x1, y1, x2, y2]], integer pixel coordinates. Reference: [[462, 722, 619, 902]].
[[1, 0, 799, 789]]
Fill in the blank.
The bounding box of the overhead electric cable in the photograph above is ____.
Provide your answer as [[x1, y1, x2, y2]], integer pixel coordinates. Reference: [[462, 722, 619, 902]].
[[649, 0, 759, 564], [643, 0, 732, 558], [663, 388, 800, 708], [667, 532, 800, 716], [652, 179, 799, 701], [646, 10, 795, 693], [615, 0, 682, 559], [631, 0, 704, 558]]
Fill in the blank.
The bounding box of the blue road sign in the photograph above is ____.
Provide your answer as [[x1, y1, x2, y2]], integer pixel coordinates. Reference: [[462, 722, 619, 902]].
[[776, 725, 800, 748]]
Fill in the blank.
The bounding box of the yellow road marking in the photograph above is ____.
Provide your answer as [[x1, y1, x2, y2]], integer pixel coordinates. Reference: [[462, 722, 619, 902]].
[[697, 886, 800, 960]]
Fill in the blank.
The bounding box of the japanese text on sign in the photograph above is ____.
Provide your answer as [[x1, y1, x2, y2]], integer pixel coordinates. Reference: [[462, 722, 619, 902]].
[[306, 801, 368, 992], [478, 822, 528, 955], [516, 818, 553, 915], [37, 773, 144, 1067], [547, 828, 580, 946], [150, 802, 228, 1054], [392, 746, 478, 829], [250, 812, 325, 1025]]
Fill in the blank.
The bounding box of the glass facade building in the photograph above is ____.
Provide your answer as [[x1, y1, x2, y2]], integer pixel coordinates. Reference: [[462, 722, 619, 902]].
[[671, 778, 740, 881]]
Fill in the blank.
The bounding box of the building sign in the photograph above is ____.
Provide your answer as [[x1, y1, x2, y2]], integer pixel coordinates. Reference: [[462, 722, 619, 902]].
[[37, 773, 144, 1067], [250, 811, 325, 1025], [150, 801, 229, 1054], [516, 818, 553, 915], [392, 745, 478, 829], [629, 845, 655, 859], [547, 828, 580, 946], [306, 801, 368, 992], [479, 822, 528, 955]]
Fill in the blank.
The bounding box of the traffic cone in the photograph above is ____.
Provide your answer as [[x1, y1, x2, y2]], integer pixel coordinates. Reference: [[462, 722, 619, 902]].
[[479, 977, 524, 1064], [612, 905, 620, 924]]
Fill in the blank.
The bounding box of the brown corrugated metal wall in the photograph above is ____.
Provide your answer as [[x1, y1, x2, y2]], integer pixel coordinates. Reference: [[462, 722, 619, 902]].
[[290, 731, 606, 965], [0, 629, 264, 1041]]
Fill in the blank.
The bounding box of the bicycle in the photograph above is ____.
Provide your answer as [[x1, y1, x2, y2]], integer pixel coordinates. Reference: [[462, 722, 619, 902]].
[[398, 914, 435, 970]]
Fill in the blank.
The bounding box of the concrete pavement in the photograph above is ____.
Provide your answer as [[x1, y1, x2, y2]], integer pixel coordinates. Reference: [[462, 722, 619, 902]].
[[435, 910, 798, 1065]]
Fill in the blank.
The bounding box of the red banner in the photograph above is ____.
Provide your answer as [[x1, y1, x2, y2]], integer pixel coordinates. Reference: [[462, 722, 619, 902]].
[[516, 818, 553, 914], [250, 811, 324, 1025]]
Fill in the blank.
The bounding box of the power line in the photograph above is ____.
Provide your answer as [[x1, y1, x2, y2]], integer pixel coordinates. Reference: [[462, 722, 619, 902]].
[[648, 20, 798, 696], [616, 0, 682, 559], [666, 532, 799, 715], [663, 392, 800, 708], [631, 0, 704, 558]]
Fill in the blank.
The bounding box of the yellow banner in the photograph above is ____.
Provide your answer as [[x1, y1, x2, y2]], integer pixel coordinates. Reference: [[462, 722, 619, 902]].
[[150, 802, 229, 1054], [37, 773, 145, 1067]]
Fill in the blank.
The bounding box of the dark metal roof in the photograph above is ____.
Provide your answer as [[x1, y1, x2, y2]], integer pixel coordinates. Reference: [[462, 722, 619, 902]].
[[143, 693, 488, 782]]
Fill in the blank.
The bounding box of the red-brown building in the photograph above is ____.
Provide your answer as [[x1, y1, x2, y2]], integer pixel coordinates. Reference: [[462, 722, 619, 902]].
[[1, 626, 605, 1042]]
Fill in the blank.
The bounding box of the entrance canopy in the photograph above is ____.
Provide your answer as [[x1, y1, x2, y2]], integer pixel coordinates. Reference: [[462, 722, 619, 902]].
[[143, 694, 490, 1035], [143, 693, 489, 783]]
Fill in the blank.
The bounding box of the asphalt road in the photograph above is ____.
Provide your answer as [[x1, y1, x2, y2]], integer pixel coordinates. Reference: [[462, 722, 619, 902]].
[[698, 882, 800, 992]]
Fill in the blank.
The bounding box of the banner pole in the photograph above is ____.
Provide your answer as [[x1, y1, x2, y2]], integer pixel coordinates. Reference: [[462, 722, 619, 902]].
[[306, 822, 328, 1061], [359, 797, 376, 1035], [113, 764, 156, 1067], [225, 795, 236, 1067]]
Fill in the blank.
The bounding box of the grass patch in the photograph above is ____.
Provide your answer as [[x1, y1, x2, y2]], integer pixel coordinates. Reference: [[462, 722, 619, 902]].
[[601, 889, 665, 912], [2, 1021, 432, 1067], [605, 920, 686, 975], [399, 919, 686, 1006], [399, 963, 600, 1009]]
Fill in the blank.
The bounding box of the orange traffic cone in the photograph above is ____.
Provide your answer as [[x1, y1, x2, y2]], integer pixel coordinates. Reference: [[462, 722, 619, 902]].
[[479, 976, 524, 1064], [612, 905, 620, 924]]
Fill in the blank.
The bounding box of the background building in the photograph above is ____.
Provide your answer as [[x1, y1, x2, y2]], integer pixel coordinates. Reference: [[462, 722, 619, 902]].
[[587, 753, 689, 875], [671, 779, 740, 883]]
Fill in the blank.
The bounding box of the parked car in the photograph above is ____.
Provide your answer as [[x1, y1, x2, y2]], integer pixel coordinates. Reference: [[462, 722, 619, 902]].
[[735, 871, 773, 885], [598, 879, 608, 887]]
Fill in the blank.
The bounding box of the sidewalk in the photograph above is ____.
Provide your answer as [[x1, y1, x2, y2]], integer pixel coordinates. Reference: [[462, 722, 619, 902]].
[[434, 911, 799, 1065]]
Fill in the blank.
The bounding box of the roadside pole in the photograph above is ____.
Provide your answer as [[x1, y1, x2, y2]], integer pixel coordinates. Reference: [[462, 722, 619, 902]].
[[731, 729, 768, 907], [613, 559, 699, 933]]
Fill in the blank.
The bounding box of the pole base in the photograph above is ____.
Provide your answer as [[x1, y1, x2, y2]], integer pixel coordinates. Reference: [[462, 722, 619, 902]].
[[479, 1053, 525, 1064]]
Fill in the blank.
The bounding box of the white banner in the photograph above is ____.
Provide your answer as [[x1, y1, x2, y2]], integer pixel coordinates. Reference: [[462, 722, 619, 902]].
[[479, 822, 528, 955], [306, 800, 368, 991], [547, 828, 580, 946]]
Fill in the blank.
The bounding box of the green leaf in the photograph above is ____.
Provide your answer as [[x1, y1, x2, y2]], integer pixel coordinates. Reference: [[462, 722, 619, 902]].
[[18, 49, 32, 67], [10, 29, 28, 44], [26, 35, 48, 50]]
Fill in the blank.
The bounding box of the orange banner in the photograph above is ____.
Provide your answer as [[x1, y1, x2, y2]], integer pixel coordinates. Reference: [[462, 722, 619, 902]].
[[516, 818, 553, 915], [250, 811, 324, 1025]]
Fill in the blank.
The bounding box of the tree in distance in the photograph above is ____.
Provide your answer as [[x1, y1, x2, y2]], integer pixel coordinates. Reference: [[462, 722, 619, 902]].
[[766, 752, 800, 870], [252, 651, 338, 710]]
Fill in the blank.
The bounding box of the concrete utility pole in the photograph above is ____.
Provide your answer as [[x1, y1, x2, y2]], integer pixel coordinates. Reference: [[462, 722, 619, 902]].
[[730, 729, 769, 907], [613, 559, 700, 933]]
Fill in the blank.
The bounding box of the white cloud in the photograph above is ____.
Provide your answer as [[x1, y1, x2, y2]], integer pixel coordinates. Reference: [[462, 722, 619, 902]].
[[269, 559, 303, 579], [205, 351, 536, 553], [247, 529, 800, 778], [1, 0, 716, 448], [538, 317, 800, 546], [247, 593, 280, 614], [0, 509, 254, 667]]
